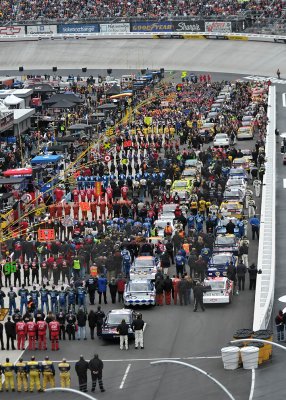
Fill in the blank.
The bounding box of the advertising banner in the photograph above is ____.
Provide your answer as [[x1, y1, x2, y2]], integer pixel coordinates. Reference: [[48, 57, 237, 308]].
[[0, 26, 25, 36], [57, 23, 99, 34], [131, 21, 173, 32], [205, 21, 232, 33], [173, 21, 205, 32], [100, 23, 130, 33], [26, 25, 57, 35], [38, 229, 55, 242]]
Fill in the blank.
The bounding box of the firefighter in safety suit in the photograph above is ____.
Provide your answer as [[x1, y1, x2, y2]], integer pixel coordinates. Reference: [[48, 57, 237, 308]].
[[58, 358, 71, 388], [42, 356, 55, 389], [2, 358, 15, 392], [27, 356, 43, 392], [15, 358, 28, 392]]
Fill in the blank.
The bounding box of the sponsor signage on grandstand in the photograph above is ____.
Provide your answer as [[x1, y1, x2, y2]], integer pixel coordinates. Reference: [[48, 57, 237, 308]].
[[173, 21, 205, 32], [0, 26, 25, 36], [205, 21, 232, 33], [131, 21, 173, 32], [57, 23, 99, 34], [26, 25, 57, 35], [100, 23, 130, 33]]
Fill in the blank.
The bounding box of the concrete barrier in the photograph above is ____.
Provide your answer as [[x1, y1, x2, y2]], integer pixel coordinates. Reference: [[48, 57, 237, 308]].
[[253, 84, 276, 331]]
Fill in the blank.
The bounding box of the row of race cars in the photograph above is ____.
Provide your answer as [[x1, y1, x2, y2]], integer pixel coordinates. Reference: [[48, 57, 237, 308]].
[[99, 82, 267, 340]]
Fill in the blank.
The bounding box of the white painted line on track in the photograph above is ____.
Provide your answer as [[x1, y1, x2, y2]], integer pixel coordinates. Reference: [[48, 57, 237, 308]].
[[42, 356, 221, 363], [282, 93, 286, 107], [249, 368, 256, 400], [119, 363, 131, 389], [283, 179, 286, 188]]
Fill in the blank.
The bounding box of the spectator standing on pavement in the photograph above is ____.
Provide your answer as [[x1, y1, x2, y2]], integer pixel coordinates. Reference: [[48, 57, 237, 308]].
[[95, 306, 105, 337], [88, 309, 97, 339], [109, 278, 117, 303], [5, 316, 16, 350], [249, 215, 260, 240], [193, 281, 210, 312], [132, 314, 144, 349], [248, 263, 258, 290], [178, 276, 189, 306], [227, 261, 238, 295], [236, 259, 247, 291], [76, 308, 87, 340], [75, 355, 89, 392], [163, 276, 173, 305], [0, 321, 5, 350], [97, 274, 108, 305], [277, 69, 281, 79], [117, 319, 129, 350], [88, 354, 105, 393]]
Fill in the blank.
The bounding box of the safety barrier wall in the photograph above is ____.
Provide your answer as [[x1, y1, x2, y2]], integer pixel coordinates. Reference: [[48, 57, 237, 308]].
[[0, 29, 286, 43], [253, 85, 276, 331]]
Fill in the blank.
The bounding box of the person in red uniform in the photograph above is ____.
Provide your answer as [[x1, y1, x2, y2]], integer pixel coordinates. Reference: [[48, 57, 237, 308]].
[[20, 219, 29, 236], [86, 187, 93, 202], [121, 184, 128, 200], [49, 318, 60, 351], [90, 201, 97, 220], [16, 318, 27, 350], [48, 204, 56, 218], [79, 188, 86, 203], [106, 186, 113, 202], [54, 187, 64, 202], [72, 188, 79, 202], [73, 202, 80, 220], [56, 203, 63, 219], [64, 203, 71, 216], [99, 197, 106, 220], [27, 318, 37, 350], [37, 319, 48, 350], [107, 201, 113, 219]]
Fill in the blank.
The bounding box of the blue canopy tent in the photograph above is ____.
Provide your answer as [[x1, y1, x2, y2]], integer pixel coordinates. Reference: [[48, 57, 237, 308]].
[[31, 154, 64, 164]]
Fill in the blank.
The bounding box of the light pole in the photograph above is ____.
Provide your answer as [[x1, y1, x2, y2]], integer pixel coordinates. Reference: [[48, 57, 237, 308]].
[[45, 387, 98, 400], [150, 360, 236, 400]]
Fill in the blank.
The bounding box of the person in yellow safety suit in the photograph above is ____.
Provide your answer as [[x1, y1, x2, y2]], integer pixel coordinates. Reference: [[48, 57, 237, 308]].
[[27, 356, 43, 392], [2, 357, 15, 392], [15, 358, 28, 392], [58, 358, 71, 388], [42, 356, 55, 390]]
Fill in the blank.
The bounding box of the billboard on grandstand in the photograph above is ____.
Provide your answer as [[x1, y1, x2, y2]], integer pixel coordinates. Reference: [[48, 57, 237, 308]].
[[131, 21, 173, 32], [57, 24, 99, 34], [0, 26, 25, 36], [26, 25, 57, 35], [173, 21, 205, 32], [100, 23, 130, 33], [205, 21, 232, 33]]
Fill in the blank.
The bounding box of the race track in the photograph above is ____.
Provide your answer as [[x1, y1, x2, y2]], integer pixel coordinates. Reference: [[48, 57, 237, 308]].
[[0, 38, 285, 76]]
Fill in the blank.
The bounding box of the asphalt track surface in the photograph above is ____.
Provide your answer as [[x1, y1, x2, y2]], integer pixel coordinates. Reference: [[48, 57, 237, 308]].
[[0, 39, 285, 76], [0, 37, 280, 398]]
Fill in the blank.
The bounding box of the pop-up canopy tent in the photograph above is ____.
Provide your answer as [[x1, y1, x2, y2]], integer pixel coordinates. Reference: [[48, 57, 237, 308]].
[[31, 154, 63, 164], [4, 94, 25, 109], [3, 168, 32, 176]]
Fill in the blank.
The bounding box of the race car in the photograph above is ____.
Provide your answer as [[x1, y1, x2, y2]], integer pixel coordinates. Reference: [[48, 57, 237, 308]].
[[219, 200, 244, 219], [171, 179, 193, 194], [207, 252, 237, 277], [213, 234, 239, 255], [213, 133, 231, 147], [129, 256, 159, 281], [203, 277, 234, 304], [101, 309, 136, 340], [124, 279, 156, 307], [237, 126, 254, 140]]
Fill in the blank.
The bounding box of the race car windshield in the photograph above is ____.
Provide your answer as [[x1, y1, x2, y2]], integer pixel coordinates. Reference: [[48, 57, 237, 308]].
[[107, 314, 130, 325], [135, 259, 155, 267], [212, 254, 232, 264], [209, 281, 225, 290], [174, 181, 187, 187], [216, 237, 235, 245]]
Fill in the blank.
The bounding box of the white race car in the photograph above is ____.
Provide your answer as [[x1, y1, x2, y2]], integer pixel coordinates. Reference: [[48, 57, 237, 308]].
[[213, 133, 231, 147], [124, 279, 156, 306], [203, 277, 234, 304]]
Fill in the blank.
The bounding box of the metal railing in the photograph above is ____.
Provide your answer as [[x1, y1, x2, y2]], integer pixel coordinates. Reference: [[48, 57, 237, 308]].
[[253, 84, 276, 331]]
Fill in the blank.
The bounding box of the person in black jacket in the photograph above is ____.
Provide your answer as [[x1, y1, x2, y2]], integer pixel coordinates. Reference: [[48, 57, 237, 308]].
[[0, 321, 5, 350], [75, 355, 89, 392], [88, 310, 97, 340], [95, 306, 105, 337], [108, 278, 117, 304], [76, 308, 87, 340], [88, 354, 105, 392], [116, 319, 129, 350], [236, 259, 247, 291], [248, 263, 259, 290], [193, 282, 211, 312], [5, 317, 16, 350], [163, 276, 173, 305], [131, 314, 145, 349]]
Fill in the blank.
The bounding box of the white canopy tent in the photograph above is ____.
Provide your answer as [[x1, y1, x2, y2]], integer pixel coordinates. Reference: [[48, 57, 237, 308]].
[[4, 94, 25, 109]]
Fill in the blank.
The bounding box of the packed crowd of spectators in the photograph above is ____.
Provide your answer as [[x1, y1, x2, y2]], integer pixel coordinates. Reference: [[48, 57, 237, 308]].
[[0, 0, 284, 22]]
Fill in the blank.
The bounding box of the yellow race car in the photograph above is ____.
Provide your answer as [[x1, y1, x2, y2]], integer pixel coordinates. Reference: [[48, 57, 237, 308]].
[[219, 201, 244, 219], [171, 179, 193, 194]]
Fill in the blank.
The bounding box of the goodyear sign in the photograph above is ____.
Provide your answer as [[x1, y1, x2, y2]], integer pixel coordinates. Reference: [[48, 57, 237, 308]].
[[131, 21, 173, 32]]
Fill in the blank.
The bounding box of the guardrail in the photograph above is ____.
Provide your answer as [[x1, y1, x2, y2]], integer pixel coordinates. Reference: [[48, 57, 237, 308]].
[[253, 84, 276, 331]]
